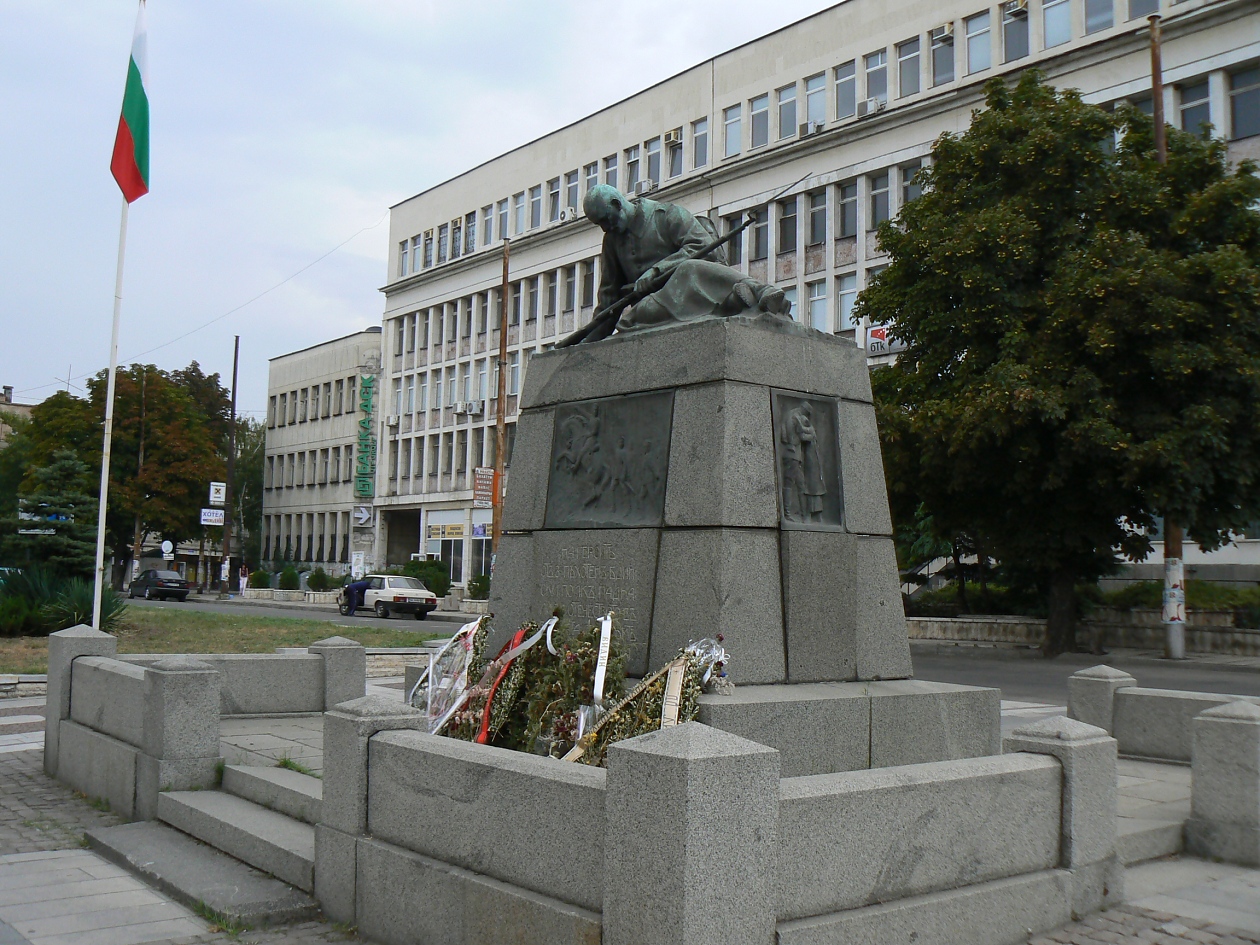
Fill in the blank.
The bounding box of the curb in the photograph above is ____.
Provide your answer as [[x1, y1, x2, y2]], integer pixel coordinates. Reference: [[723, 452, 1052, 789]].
[[910, 639, 1260, 673]]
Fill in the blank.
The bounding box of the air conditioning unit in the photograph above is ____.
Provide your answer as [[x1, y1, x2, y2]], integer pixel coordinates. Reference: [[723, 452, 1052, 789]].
[[386, 415, 399, 427], [1002, 0, 1028, 17], [466, 400, 485, 415], [798, 120, 826, 137], [663, 127, 683, 147], [930, 23, 955, 44], [634, 179, 658, 196], [856, 98, 887, 118], [454, 402, 468, 415], [558, 206, 581, 223]]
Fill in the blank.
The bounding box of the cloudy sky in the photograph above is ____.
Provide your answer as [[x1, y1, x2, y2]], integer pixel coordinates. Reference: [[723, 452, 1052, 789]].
[[1, 1, 839, 417]]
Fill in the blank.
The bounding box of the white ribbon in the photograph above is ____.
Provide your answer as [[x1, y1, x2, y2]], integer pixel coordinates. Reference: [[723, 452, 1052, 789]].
[[406, 618, 482, 708], [543, 616, 561, 655], [592, 612, 614, 707]]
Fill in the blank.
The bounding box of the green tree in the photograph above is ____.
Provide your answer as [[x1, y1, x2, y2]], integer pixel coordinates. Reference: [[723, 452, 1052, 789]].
[[233, 416, 266, 569], [0, 450, 98, 578], [860, 73, 1260, 655]]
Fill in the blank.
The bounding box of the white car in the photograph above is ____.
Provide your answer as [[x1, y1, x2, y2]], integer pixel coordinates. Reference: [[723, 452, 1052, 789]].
[[343, 574, 439, 619]]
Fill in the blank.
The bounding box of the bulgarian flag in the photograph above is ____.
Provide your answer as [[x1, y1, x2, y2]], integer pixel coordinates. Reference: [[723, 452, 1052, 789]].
[[110, 1, 149, 203]]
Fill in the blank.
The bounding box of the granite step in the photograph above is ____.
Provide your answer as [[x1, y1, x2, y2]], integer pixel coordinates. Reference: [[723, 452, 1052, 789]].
[[1118, 817, 1185, 866], [157, 790, 315, 892], [86, 821, 317, 928], [222, 764, 322, 825]]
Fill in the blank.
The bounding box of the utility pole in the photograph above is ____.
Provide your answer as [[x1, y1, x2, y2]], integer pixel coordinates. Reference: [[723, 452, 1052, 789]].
[[129, 367, 146, 586], [1150, 14, 1185, 659], [218, 336, 240, 599], [491, 240, 510, 565]]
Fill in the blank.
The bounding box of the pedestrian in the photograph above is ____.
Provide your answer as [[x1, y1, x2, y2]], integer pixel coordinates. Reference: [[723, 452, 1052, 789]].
[[344, 578, 371, 616]]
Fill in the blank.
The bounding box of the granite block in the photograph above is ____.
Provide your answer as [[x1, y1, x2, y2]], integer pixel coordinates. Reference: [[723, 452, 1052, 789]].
[[134, 754, 221, 820], [308, 637, 367, 710], [142, 657, 220, 760], [485, 533, 538, 650], [45, 626, 117, 778], [869, 680, 1002, 767], [776, 869, 1073, 945], [70, 657, 147, 748], [314, 825, 358, 925], [1067, 666, 1137, 733], [133, 653, 326, 715], [56, 719, 138, 819], [500, 407, 555, 532], [356, 837, 601, 945], [663, 381, 778, 528], [1005, 716, 1118, 869], [837, 399, 893, 536], [604, 722, 780, 945], [854, 536, 913, 680], [775, 753, 1061, 919], [1185, 701, 1260, 865], [781, 530, 857, 683], [698, 682, 870, 776], [321, 696, 427, 836], [650, 528, 785, 683], [366, 730, 606, 912], [1113, 687, 1260, 762]]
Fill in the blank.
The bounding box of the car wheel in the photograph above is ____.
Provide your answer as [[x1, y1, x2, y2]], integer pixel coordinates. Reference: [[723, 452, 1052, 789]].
[[338, 602, 351, 616], [414, 611, 427, 620], [128, 587, 136, 599], [374, 602, 389, 618]]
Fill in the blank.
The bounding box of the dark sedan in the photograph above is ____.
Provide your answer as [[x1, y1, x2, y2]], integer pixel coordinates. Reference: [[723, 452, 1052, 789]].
[[128, 569, 191, 601]]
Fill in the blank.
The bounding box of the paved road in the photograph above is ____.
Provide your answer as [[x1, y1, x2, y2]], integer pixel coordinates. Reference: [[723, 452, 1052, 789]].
[[913, 644, 1260, 705], [126, 595, 468, 633]]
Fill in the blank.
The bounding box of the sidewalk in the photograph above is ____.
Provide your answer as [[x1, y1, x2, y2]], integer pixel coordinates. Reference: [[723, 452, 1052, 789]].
[[184, 593, 470, 624]]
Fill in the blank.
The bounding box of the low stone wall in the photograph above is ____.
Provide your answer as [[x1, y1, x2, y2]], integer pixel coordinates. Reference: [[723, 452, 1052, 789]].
[[0, 675, 46, 698], [240, 588, 273, 600], [907, 615, 1046, 645]]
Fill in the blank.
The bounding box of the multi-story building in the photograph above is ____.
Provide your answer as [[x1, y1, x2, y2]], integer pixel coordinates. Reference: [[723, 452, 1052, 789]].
[[377, 0, 1259, 585], [261, 327, 383, 577]]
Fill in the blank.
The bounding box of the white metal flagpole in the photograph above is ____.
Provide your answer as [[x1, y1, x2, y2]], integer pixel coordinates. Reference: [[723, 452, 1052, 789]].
[[92, 196, 130, 629]]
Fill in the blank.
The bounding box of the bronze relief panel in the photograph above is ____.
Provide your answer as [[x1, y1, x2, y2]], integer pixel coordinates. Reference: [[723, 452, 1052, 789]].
[[771, 390, 844, 529]]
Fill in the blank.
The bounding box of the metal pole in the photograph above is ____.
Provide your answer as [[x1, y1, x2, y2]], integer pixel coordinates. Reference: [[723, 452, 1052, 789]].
[[219, 335, 240, 598], [92, 196, 129, 631], [1150, 14, 1184, 659], [492, 240, 510, 562]]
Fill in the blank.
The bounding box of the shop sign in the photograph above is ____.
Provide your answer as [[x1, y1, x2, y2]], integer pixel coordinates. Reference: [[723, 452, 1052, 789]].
[[473, 466, 495, 509], [209, 482, 226, 506], [426, 523, 466, 540], [866, 325, 907, 356], [354, 374, 377, 498], [200, 508, 224, 526]]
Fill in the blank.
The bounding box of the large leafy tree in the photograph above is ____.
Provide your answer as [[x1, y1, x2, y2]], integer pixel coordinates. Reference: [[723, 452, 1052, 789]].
[[861, 73, 1260, 655]]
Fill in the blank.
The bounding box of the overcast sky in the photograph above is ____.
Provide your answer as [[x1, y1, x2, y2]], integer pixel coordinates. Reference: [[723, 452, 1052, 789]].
[[1, 1, 839, 417]]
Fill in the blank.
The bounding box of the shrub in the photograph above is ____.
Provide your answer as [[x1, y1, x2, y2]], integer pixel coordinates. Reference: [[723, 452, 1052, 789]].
[[466, 573, 490, 600], [247, 569, 271, 589], [277, 566, 301, 591], [43, 579, 128, 635], [402, 559, 451, 598], [0, 596, 40, 637], [306, 568, 331, 592]]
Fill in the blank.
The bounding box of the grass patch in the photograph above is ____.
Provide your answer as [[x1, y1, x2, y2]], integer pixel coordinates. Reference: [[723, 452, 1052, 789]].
[[0, 606, 440, 674], [275, 754, 318, 778], [192, 900, 247, 937]]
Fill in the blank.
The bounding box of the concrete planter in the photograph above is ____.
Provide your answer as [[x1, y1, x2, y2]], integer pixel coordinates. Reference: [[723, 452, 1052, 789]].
[[459, 599, 489, 615], [240, 588, 274, 601], [305, 591, 339, 604], [273, 590, 304, 602]]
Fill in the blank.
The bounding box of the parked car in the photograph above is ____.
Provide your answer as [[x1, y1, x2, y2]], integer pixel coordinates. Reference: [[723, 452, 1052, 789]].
[[339, 574, 438, 619], [128, 569, 191, 601]]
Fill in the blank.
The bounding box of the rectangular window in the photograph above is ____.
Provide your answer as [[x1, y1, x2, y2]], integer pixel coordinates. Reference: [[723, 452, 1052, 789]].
[[752, 209, 769, 260], [405, 375, 415, 414], [478, 361, 488, 401], [835, 61, 857, 118], [778, 197, 798, 255], [565, 170, 579, 209], [462, 364, 472, 402], [335, 379, 344, 414], [898, 38, 920, 98], [405, 316, 415, 353], [807, 281, 827, 331], [393, 379, 403, 415], [346, 376, 355, 414], [585, 162, 599, 194], [450, 217, 461, 259], [931, 26, 955, 85], [1043, 0, 1071, 46], [548, 177, 561, 222], [668, 132, 683, 178], [422, 232, 433, 268], [725, 214, 743, 265], [398, 239, 409, 277], [1002, 2, 1029, 62], [838, 181, 859, 237], [409, 235, 421, 273], [805, 73, 826, 126], [604, 154, 618, 189], [529, 185, 542, 228], [513, 193, 525, 234], [1231, 68, 1260, 140], [865, 50, 888, 104], [299, 388, 309, 422], [267, 395, 277, 428], [808, 191, 827, 246], [625, 145, 640, 192], [869, 172, 890, 228], [1128, 0, 1158, 19], [509, 352, 520, 395], [510, 282, 521, 325], [394, 318, 404, 357], [479, 293, 489, 333], [527, 277, 539, 321], [778, 85, 797, 139], [497, 199, 508, 240], [782, 287, 798, 321], [437, 223, 449, 263], [465, 211, 476, 253], [546, 271, 558, 316], [723, 105, 742, 157], [645, 138, 661, 184], [1180, 80, 1211, 136], [692, 118, 708, 168], [837, 273, 859, 331], [418, 374, 428, 411], [750, 94, 770, 148], [434, 372, 443, 410], [482, 206, 493, 246], [446, 367, 457, 407], [563, 265, 576, 311], [901, 160, 924, 204], [581, 260, 595, 307], [967, 12, 991, 72], [1085, 0, 1112, 33]]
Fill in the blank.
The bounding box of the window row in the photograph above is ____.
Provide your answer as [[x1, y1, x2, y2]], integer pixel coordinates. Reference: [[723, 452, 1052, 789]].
[[265, 445, 355, 490], [262, 511, 350, 565], [389, 356, 520, 418], [267, 376, 357, 429], [385, 424, 516, 485]]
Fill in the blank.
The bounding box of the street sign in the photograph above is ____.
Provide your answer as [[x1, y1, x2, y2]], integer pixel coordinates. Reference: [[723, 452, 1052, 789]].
[[866, 326, 907, 356], [200, 508, 224, 526], [354, 506, 373, 528], [473, 466, 495, 509], [209, 482, 226, 507], [161, 540, 174, 554]]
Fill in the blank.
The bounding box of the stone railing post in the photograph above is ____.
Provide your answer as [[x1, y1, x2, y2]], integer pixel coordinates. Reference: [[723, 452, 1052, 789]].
[[135, 657, 222, 820], [603, 721, 780, 945], [44, 626, 117, 778], [1067, 665, 1136, 734], [1006, 716, 1123, 913], [1185, 701, 1260, 866], [315, 695, 426, 924], [308, 636, 367, 710]]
